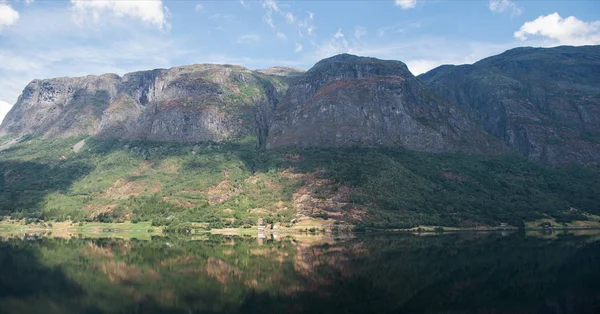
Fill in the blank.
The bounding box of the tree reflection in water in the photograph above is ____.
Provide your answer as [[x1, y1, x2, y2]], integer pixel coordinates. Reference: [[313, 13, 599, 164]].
[[1, 231, 600, 314]]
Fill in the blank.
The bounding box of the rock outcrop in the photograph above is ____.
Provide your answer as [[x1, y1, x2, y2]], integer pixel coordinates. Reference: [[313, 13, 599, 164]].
[[0, 74, 121, 138], [267, 54, 501, 153], [419, 45, 600, 164], [0, 64, 287, 146]]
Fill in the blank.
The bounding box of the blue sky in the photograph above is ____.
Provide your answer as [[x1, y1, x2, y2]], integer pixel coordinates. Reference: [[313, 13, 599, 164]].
[[0, 0, 599, 120]]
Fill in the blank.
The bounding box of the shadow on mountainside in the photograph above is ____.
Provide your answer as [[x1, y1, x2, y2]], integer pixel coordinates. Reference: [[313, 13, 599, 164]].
[[2, 136, 600, 228], [0, 160, 93, 217]]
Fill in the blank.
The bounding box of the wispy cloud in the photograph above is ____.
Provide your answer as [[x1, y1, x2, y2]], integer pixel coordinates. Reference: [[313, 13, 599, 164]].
[[261, 0, 302, 40], [285, 12, 294, 24], [354, 26, 367, 40], [395, 0, 417, 10], [313, 28, 350, 60], [377, 21, 421, 37], [208, 13, 235, 21], [297, 11, 315, 37], [237, 33, 261, 44], [295, 43, 303, 53], [488, 0, 522, 16]]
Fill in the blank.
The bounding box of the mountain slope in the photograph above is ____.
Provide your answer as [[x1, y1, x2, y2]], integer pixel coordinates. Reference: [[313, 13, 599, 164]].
[[419, 45, 600, 165], [268, 54, 503, 153]]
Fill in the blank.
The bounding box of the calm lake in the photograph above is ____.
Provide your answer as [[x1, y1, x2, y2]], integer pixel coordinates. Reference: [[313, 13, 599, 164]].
[[1, 231, 600, 314]]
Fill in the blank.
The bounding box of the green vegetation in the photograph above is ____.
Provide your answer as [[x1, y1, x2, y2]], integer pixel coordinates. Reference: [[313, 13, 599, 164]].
[[0, 136, 599, 230]]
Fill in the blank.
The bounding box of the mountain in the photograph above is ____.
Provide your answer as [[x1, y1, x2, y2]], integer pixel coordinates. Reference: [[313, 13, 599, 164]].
[[1, 48, 600, 230], [419, 45, 600, 165], [1, 55, 504, 155], [268, 54, 503, 153], [0, 64, 290, 146]]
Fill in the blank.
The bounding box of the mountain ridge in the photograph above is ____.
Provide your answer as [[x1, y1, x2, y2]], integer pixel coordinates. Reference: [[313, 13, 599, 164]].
[[2, 45, 600, 165], [419, 44, 600, 165]]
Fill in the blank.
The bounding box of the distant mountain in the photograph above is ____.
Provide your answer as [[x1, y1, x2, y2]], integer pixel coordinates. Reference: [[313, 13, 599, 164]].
[[419, 45, 600, 165], [256, 66, 306, 77]]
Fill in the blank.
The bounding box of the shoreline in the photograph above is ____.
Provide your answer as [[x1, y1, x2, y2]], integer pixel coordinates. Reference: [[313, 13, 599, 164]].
[[2, 221, 600, 235]]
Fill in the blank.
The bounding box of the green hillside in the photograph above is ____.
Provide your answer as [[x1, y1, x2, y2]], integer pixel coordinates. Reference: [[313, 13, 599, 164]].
[[1, 136, 599, 230]]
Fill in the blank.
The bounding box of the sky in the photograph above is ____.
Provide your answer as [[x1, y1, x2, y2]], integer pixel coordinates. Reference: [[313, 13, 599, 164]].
[[0, 0, 599, 121]]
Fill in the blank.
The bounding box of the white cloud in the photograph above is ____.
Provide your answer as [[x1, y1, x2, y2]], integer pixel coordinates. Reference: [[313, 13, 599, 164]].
[[0, 100, 12, 122], [295, 43, 303, 53], [0, 2, 19, 30], [355, 26, 367, 40], [276, 31, 287, 40], [488, 0, 522, 16], [514, 13, 600, 46], [0, 100, 12, 123], [334, 28, 344, 39], [236, 34, 261, 44], [195, 4, 203, 12], [70, 0, 169, 30], [395, 0, 417, 10]]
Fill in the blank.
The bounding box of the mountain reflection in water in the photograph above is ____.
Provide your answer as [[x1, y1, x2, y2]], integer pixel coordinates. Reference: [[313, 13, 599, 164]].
[[1, 231, 600, 314]]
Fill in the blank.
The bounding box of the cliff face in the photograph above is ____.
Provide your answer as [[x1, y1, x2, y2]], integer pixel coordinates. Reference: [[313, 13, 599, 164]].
[[3, 47, 600, 164], [419, 45, 600, 165], [0, 64, 288, 145], [0, 74, 121, 138], [267, 54, 501, 153]]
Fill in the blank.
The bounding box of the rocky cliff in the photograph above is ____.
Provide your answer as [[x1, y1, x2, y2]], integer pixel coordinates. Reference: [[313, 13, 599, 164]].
[[0, 64, 290, 146], [267, 54, 501, 153], [3, 47, 600, 164], [419, 45, 600, 164]]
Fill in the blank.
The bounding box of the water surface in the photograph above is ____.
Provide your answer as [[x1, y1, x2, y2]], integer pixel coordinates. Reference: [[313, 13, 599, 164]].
[[1, 231, 600, 313]]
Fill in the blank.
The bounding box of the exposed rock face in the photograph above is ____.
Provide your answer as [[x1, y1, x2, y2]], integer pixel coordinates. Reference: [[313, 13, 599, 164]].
[[267, 54, 501, 153], [419, 45, 600, 164], [3, 47, 599, 165], [0, 74, 120, 138], [0, 64, 286, 145]]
